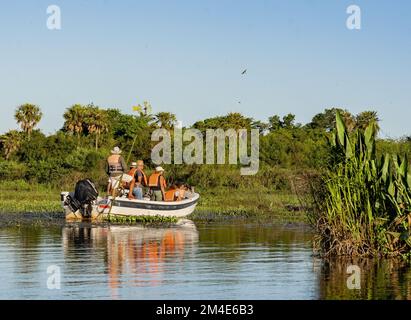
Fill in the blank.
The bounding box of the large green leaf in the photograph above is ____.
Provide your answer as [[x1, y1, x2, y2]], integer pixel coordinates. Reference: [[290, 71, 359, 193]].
[[399, 154, 408, 178], [381, 154, 390, 183], [364, 122, 375, 159], [345, 135, 353, 158], [388, 181, 395, 198], [407, 174, 411, 189], [328, 132, 337, 147], [335, 111, 346, 147]]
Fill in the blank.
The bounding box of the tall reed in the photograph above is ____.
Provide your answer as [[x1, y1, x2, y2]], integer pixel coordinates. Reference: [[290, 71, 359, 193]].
[[309, 112, 411, 258]]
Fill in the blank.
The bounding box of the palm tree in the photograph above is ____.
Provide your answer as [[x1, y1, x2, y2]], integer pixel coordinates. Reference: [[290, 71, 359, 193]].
[[341, 110, 356, 133], [355, 111, 380, 132], [14, 104, 42, 140], [0, 130, 22, 160], [63, 104, 86, 147], [154, 112, 177, 130], [85, 106, 109, 150]]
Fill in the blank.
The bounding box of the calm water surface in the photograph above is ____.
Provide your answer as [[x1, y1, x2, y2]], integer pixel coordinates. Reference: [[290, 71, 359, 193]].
[[0, 220, 410, 300]]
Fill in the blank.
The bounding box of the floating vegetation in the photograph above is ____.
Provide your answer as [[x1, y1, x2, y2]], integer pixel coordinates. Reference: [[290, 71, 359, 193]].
[[0, 181, 60, 214], [103, 214, 179, 225], [309, 112, 411, 259]]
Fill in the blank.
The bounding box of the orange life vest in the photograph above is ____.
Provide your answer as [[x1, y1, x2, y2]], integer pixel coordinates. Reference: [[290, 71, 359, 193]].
[[148, 173, 167, 189], [128, 167, 138, 177], [127, 168, 148, 185], [164, 189, 177, 202]]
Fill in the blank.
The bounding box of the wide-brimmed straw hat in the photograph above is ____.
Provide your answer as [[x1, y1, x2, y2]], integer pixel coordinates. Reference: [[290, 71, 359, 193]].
[[111, 146, 122, 155], [155, 166, 165, 173]]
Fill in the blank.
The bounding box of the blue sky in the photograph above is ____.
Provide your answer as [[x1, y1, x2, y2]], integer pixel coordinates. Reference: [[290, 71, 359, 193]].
[[0, 0, 410, 137]]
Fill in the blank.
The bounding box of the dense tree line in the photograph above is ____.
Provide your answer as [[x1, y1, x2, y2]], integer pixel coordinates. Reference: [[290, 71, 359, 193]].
[[0, 103, 406, 191]]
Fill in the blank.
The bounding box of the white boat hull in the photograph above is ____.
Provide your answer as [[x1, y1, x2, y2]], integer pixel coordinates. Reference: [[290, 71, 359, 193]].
[[63, 193, 200, 220]]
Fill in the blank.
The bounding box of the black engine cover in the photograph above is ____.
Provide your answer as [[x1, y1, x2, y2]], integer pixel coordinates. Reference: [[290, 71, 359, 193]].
[[74, 179, 99, 205]]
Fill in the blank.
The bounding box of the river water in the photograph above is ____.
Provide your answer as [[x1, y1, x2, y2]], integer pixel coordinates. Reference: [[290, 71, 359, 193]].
[[0, 220, 410, 300]]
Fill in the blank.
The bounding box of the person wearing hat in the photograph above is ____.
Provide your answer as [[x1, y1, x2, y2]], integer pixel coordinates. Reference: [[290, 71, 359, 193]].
[[148, 166, 167, 201], [106, 146, 127, 194], [127, 160, 148, 200]]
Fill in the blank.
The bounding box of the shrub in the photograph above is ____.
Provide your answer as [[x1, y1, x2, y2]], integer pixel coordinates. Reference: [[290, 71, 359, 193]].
[[0, 161, 27, 180]]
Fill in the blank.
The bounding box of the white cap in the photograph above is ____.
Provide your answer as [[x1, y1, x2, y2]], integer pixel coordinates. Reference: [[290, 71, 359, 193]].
[[111, 146, 122, 154], [155, 166, 165, 172]]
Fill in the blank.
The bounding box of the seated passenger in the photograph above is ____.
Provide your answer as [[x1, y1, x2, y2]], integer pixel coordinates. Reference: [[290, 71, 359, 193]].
[[181, 184, 195, 199], [164, 184, 178, 202], [174, 181, 186, 201], [173, 181, 193, 201], [128, 160, 148, 200]]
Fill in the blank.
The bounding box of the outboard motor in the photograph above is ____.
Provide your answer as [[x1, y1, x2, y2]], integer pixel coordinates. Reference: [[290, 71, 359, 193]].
[[65, 179, 99, 218]]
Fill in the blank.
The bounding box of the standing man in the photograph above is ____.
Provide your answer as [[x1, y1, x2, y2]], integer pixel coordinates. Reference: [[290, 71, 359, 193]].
[[106, 146, 127, 195], [128, 160, 148, 200], [148, 166, 167, 201]]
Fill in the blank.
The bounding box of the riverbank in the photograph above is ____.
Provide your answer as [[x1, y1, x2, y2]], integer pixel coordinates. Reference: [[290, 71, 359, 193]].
[[192, 187, 305, 222], [0, 181, 306, 223]]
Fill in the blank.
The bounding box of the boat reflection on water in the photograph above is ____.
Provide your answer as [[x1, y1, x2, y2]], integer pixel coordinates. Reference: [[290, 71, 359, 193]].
[[62, 220, 199, 298], [107, 220, 199, 291]]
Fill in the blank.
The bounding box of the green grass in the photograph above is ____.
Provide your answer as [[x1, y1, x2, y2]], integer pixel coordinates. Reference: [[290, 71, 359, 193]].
[[0, 180, 306, 222], [0, 180, 61, 213], [191, 187, 306, 222]]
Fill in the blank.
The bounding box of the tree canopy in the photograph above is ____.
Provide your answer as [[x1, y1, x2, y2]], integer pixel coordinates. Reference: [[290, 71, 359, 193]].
[[0, 103, 391, 191]]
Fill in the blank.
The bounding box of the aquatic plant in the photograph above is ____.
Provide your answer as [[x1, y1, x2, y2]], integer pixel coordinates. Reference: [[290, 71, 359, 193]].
[[104, 214, 178, 225], [309, 112, 411, 258]]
